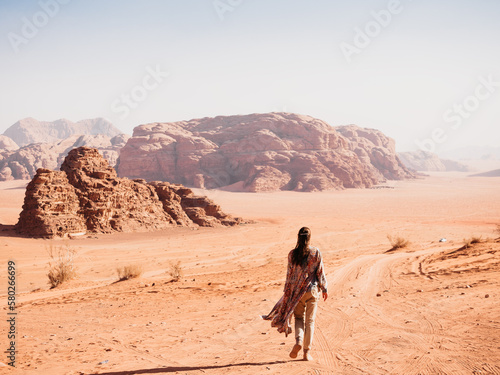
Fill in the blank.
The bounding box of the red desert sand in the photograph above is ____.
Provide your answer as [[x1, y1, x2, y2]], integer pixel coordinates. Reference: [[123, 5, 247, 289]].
[[0, 172, 499, 374]]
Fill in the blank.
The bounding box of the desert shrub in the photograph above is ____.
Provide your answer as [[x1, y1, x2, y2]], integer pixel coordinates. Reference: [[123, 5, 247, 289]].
[[47, 243, 77, 288], [169, 261, 183, 282], [463, 236, 483, 249], [387, 234, 410, 251], [470, 236, 483, 244], [117, 264, 144, 281]]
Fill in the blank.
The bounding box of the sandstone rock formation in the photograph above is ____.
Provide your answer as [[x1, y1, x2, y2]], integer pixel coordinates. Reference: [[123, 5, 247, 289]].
[[3, 117, 122, 147], [336, 125, 411, 180], [16, 169, 87, 237], [0, 134, 129, 181], [16, 147, 240, 237], [149, 181, 239, 227], [116, 113, 414, 192], [398, 151, 470, 172]]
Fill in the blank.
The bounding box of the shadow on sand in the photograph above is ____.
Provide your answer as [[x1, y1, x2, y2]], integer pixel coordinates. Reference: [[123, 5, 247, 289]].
[[3, 184, 28, 190], [0, 224, 23, 238], [91, 360, 289, 375]]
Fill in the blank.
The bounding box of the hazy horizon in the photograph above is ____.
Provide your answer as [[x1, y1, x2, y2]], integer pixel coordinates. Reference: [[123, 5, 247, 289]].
[[1, 0, 499, 156]]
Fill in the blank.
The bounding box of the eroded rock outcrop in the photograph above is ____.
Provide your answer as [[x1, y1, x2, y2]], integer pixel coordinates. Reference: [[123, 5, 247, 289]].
[[116, 113, 414, 191], [16, 147, 240, 238], [16, 169, 87, 237], [149, 181, 239, 227], [336, 125, 412, 180]]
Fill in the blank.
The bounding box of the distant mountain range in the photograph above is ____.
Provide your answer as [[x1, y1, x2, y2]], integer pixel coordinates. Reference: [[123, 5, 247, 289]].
[[438, 146, 500, 161], [0, 118, 128, 181], [470, 169, 500, 177], [398, 150, 470, 172], [2, 114, 490, 187], [3, 117, 122, 147]]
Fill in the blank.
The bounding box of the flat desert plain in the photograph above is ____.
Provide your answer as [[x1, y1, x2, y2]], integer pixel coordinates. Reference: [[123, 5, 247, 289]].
[[0, 173, 499, 375]]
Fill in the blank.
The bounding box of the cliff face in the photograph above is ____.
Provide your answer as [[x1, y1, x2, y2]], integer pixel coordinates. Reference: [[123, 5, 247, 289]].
[[116, 113, 414, 192], [16, 147, 241, 238], [16, 169, 87, 238], [0, 134, 129, 181], [336, 125, 412, 180]]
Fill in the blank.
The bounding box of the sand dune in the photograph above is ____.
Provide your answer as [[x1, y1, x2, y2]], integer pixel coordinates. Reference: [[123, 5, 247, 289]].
[[0, 172, 499, 374], [470, 169, 500, 177]]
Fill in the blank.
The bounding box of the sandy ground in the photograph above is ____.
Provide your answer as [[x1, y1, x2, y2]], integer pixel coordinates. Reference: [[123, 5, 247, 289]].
[[0, 173, 499, 375]]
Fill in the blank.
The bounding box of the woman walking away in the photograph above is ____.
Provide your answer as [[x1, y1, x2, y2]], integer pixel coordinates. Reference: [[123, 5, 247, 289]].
[[263, 227, 328, 361]]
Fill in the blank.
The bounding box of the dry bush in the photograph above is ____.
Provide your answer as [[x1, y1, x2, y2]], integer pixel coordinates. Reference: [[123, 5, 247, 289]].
[[47, 243, 77, 288], [471, 236, 483, 244], [463, 236, 483, 249], [117, 264, 144, 281], [387, 235, 410, 251], [169, 261, 183, 282]]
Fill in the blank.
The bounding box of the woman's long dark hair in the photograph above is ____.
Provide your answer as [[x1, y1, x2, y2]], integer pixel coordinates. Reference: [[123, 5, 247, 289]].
[[291, 227, 311, 266]]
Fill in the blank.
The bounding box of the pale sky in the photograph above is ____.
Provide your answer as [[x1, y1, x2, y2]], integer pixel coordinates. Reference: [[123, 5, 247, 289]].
[[1, 0, 499, 155]]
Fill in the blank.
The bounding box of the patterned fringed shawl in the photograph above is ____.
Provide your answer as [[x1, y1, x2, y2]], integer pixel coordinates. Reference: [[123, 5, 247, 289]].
[[262, 246, 327, 335]]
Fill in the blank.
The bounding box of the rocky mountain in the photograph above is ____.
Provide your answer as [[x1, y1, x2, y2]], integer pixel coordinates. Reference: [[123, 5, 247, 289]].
[[337, 125, 411, 180], [0, 134, 129, 181], [398, 151, 470, 172], [116, 113, 414, 192], [0, 135, 18, 151], [16, 147, 241, 238], [3, 117, 122, 147]]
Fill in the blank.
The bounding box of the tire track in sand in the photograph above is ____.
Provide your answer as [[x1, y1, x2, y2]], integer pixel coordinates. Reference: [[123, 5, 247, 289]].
[[352, 248, 497, 375], [357, 251, 443, 374], [317, 305, 353, 348], [313, 323, 338, 371], [323, 248, 450, 374]]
